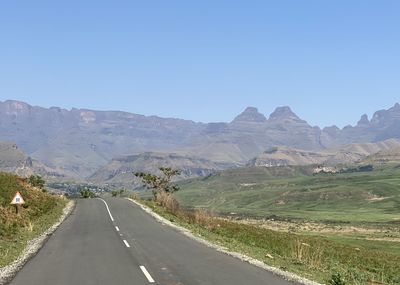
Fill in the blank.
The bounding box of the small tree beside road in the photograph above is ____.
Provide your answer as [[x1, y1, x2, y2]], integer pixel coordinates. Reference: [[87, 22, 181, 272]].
[[134, 167, 181, 200], [134, 167, 181, 214]]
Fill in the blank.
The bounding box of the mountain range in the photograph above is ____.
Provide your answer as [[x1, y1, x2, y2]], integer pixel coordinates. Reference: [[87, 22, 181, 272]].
[[1, 100, 400, 183], [248, 138, 400, 167]]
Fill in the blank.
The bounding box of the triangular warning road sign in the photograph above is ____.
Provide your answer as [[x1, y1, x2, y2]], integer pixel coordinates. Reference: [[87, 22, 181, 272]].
[[11, 191, 25, 205]]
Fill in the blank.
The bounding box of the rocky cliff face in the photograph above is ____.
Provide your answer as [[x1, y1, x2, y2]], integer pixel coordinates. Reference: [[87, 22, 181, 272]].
[[321, 103, 400, 147], [0, 141, 54, 177], [248, 139, 400, 167], [0, 100, 326, 177], [1, 100, 400, 179], [191, 105, 324, 166], [231, 107, 267, 123], [0, 100, 203, 177]]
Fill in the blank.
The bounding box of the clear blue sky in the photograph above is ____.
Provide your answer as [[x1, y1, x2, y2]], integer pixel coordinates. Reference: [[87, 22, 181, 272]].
[[0, 1, 399, 128]]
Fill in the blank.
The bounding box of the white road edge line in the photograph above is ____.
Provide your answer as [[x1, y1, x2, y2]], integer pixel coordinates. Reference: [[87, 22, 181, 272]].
[[98, 198, 114, 222], [115, 226, 120, 231], [140, 266, 155, 283], [123, 239, 130, 248]]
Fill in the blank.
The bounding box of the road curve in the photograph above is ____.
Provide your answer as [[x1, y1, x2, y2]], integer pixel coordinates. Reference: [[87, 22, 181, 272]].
[[10, 198, 297, 285]]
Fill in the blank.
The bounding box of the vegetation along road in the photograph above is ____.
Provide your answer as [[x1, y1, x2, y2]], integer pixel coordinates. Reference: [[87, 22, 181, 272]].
[[9, 198, 296, 285]]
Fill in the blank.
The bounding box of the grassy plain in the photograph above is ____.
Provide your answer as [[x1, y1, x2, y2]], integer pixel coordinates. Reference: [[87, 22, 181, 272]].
[[142, 200, 400, 285], [155, 164, 400, 284], [175, 165, 400, 223]]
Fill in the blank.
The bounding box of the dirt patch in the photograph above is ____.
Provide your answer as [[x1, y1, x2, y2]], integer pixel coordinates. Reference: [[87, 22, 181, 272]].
[[228, 218, 400, 242], [239, 183, 258, 187]]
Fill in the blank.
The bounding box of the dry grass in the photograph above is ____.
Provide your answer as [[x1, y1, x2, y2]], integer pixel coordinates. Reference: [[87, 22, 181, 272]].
[[155, 191, 180, 215], [0, 172, 67, 267], [139, 194, 400, 285], [292, 239, 324, 269]]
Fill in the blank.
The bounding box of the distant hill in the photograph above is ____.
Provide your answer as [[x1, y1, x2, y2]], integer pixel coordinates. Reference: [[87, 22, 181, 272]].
[[362, 146, 400, 164], [248, 139, 400, 167], [0, 141, 32, 172], [2, 100, 400, 179], [0, 141, 65, 178], [175, 164, 400, 222], [89, 152, 230, 189]]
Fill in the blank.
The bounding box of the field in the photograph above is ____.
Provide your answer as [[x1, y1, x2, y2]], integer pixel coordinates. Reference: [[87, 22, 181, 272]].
[[141, 199, 400, 285], [165, 164, 400, 284], [175, 165, 400, 223], [0, 173, 67, 267]]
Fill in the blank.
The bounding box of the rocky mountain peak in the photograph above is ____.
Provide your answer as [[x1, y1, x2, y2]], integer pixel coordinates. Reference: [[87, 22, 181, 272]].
[[268, 106, 300, 121], [370, 103, 400, 125], [357, 114, 370, 126], [1, 100, 31, 114], [231, 107, 267, 123], [391, 103, 400, 110]]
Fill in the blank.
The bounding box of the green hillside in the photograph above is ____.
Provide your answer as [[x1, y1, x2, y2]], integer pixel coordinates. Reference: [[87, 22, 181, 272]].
[[0, 172, 67, 267], [175, 165, 400, 223]]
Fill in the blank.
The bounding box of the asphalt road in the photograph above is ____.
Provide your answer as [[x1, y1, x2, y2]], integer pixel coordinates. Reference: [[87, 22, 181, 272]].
[[10, 198, 297, 285]]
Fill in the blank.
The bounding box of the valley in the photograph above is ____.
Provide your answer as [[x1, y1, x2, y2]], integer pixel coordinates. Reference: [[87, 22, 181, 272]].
[[2, 100, 400, 285], [175, 164, 400, 223], [2, 3, 400, 284]]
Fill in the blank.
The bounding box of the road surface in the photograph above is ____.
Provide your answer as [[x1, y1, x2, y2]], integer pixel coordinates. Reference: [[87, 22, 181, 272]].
[[10, 198, 297, 285]]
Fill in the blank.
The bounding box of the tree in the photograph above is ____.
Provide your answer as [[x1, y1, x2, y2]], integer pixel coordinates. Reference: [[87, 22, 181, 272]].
[[79, 187, 95, 198], [27, 175, 45, 189], [134, 167, 181, 200], [111, 189, 125, 197]]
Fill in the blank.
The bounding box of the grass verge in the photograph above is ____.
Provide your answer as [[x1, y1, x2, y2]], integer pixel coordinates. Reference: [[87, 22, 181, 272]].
[[0, 173, 67, 268], [138, 197, 400, 285]]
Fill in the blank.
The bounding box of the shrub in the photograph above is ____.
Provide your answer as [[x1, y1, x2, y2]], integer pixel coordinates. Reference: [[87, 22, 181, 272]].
[[27, 175, 45, 189], [328, 273, 346, 285], [80, 189, 95, 198]]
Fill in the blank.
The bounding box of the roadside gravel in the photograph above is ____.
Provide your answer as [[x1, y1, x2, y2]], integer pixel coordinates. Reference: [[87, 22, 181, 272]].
[[0, 200, 75, 285], [126, 198, 323, 285]]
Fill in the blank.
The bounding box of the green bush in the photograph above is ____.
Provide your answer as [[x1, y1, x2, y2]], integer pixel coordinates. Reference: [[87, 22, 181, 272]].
[[79, 189, 95, 198], [328, 273, 346, 285], [27, 175, 45, 189]]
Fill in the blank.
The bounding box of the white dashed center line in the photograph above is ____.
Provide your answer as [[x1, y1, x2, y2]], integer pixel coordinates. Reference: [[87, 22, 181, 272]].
[[140, 266, 155, 283], [98, 198, 114, 222], [98, 199, 155, 283]]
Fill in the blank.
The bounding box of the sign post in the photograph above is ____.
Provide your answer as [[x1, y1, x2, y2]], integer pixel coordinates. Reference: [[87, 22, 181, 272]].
[[10, 191, 25, 214]]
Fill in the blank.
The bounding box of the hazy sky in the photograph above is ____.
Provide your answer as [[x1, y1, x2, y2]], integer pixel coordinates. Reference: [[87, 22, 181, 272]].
[[0, 1, 399, 128]]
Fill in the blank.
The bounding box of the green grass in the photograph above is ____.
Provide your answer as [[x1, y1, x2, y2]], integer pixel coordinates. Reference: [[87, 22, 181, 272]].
[[168, 164, 400, 283], [142, 200, 400, 285], [325, 235, 400, 255], [175, 165, 400, 223], [0, 172, 67, 267]]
